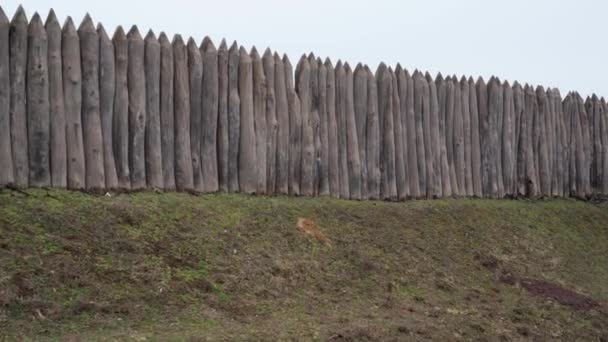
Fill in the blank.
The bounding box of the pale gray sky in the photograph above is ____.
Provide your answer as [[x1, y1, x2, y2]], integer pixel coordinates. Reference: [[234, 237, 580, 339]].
[[4, 0, 607, 97]]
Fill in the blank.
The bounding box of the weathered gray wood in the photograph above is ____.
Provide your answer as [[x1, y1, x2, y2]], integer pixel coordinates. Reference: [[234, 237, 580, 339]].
[[26, 13, 51, 187], [486, 78, 501, 197], [514, 82, 526, 196], [452, 76, 464, 196], [460, 77, 472, 196], [354, 64, 368, 199], [345, 63, 361, 200], [286, 55, 301, 195], [159, 32, 175, 190], [79, 15, 105, 190], [275, 53, 289, 195], [406, 71, 420, 197], [548, 90, 558, 196], [395, 64, 411, 198], [217, 39, 229, 192], [601, 98, 608, 194], [62, 17, 85, 189], [324, 58, 338, 197], [376, 64, 396, 200], [263, 48, 276, 194], [201, 37, 219, 192], [413, 72, 427, 197], [187, 38, 203, 192], [366, 66, 380, 200], [144, 30, 162, 189], [558, 90, 568, 196], [553, 89, 565, 197], [502, 81, 515, 196], [227, 41, 240, 192], [421, 73, 433, 198], [45, 10, 64, 188], [436, 75, 452, 197], [112, 27, 130, 189], [251, 47, 267, 194], [316, 58, 329, 196], [428, 73, 442, 198], [468, 78, 481, 197], [392, 66, 406, 200], [239, 47, 256, 194], [173, 35, 194, 191], [536, 86, 550, 196], [476, 78, 489, 196], [297, 56, 314, 196], [98, 24, 118, 189], [127, 26, 146, 189], [494, 79, 505, 198], [446, 78, 459, 195], [0, 7, 12, 186], [309, 54, 320, 195], [578, 93, 591, 197], [524, 85, 538, 197], [10, 6, 29, 187]]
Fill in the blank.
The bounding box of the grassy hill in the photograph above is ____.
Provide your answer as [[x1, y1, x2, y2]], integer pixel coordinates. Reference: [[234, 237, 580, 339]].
[[1, 189, 607, 341]]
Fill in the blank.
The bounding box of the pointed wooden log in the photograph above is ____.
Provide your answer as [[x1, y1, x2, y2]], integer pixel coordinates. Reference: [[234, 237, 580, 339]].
[[27, 13, 51, 187], [62, 17, 85, 189], [592, 96, 604, 194], [252, 47, 267, 194], [476, 78, 489, 196], [324, 58, 338, 197], [376, 64, 396, 200], [446, 78, 459, 195], [143, 30, 162, 189], [460, 78, 472, 196], [421, 74, 434, 198], [524, 85, 538, 197], [531, 85, 543, 196], [263, 48, 276, 194], [406, 71, 420, 197], [112, 27, 130, 189], [345, 63, 361, 200], [309, 54, 321, 195], [413, 71, 428, 196], [547, 89, 557, 196], [392, 66, 406, 200], [514, 82, 526, 196], [452, 76, 464, 196], [201, 37, 219, 192], [436, 75, 452, 197], [159, 33, 175, 190], [173, 35, 194, 191], [187, 38, 203, 192], [578, 94, 591, 197], [468, 77, 481, 197], [217, 39, 229, 192], [238, 47, 256, 194], [487, 78, 501, 197], [553, 89, 565, 197], [286, 55, 302, 195], [495, 79, 505, 198], [396, 67, 410, 198], [600, 97, 608, 195], [98, 24, 118, 189], [558, 90, 568, 196], [297, 56, 314, 196], [316, 58, 329, 196], [45, 10, 65, 188], [536, 86, 550, 196], [227, 41, 240, 192], [10, 6, 29, 187], [0, 7, 13, 186], [127, 26, 146, 189], [502, 81, 515, 196], [428, 73, 441, 198], [79, 15, 105, 190], [275, 53, 289, 195], [366, 66, 380, 200], [354, 64, 369, 199]]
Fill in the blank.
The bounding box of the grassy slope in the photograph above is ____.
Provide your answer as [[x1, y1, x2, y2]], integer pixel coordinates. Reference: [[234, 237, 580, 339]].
[[0, 189, 607, 341]]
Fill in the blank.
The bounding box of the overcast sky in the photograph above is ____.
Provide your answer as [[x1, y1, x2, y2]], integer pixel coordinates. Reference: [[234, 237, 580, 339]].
[[4, 0, 607, 97]]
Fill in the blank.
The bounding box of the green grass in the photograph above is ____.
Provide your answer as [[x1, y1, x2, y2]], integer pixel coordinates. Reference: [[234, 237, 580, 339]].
[[0, 189, 607, 341]]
